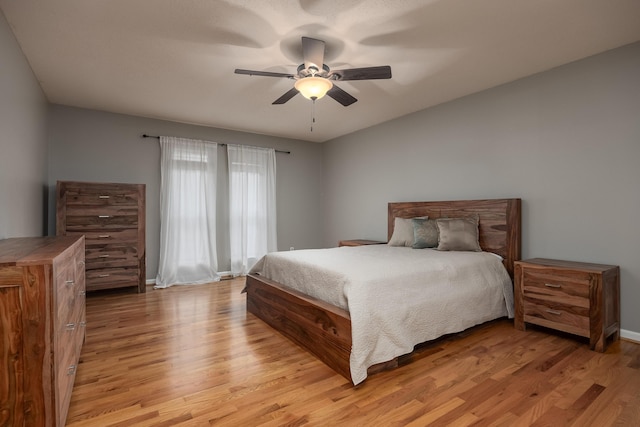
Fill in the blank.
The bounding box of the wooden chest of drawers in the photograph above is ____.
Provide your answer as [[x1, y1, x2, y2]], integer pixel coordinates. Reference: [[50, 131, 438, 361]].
[[56, 181, 146, 292], [514, 258, 620, 352], [0, 236, 85, 426]]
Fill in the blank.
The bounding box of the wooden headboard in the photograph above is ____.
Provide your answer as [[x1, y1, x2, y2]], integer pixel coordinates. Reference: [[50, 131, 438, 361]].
[[388, 199, 521, 279]]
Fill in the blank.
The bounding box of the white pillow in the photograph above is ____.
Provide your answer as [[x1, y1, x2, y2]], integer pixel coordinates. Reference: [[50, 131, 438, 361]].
[[388, 216, 427, 247]]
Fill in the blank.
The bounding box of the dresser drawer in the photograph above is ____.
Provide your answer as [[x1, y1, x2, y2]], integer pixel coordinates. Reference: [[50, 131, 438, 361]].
[[73, 240, 86, 280], [55, 260, 79, 310], [54, 325, 81, 427], [55, 289, 83, 334], [62, 184, 140, 206], [85, 244, 139, 269], [86, 267, 140, 290], [66, 228, 139, 245], [64, 213, 139, 231]]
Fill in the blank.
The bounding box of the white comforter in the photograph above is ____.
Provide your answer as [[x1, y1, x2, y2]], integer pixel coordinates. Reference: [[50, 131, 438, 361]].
[[249, 245, 514, 385]]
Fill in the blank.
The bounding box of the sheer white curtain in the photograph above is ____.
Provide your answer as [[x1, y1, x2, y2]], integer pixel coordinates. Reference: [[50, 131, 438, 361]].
[[227, 144, 277, 276], [155, 136, 220, 288]]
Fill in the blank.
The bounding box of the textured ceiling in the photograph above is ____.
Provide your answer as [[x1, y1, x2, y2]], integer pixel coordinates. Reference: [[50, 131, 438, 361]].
[[2, 0, 640, 142]]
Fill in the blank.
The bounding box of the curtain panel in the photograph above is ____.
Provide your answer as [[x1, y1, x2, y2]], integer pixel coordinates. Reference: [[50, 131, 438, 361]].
[[227, 144, 278, 275], [156, 136, 220, 288]]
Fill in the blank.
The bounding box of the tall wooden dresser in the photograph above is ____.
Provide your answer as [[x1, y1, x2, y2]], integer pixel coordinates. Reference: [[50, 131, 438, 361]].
[[0, 236, 85, 427], [56, 181, 146, 293]]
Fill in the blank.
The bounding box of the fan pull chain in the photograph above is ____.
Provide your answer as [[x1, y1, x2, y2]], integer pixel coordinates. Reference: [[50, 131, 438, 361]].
[[310, 99, 316, 132]]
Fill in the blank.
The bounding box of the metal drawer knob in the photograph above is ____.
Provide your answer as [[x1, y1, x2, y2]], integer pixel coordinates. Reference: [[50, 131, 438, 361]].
[[65, 280, 74, 286], [68, 365, 77, 375], [99, 234, 110, 238], [98, 195, 110, 199], [99, 255, 110, 258], [66, 323, 76, 330], [544, 283, 562, 288], [99, 274, 110, 277], [546, 309, 562, 316], [98, 215, 111, 218]]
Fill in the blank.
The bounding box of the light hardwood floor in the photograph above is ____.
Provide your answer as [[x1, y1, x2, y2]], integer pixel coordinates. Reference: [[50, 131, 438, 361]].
[[66, 278, 640, 426]]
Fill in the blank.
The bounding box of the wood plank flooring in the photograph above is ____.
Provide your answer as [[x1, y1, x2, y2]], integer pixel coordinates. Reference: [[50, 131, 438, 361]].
[[66, 277, 640, 426]]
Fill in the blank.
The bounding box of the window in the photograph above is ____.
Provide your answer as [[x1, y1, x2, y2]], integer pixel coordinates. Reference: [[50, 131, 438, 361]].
[[156, 137, 219, 287], [227, 144, 277, 275]]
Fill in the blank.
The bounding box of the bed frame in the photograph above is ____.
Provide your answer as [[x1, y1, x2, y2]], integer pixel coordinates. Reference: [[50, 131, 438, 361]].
[[245, 198, 521, 383]]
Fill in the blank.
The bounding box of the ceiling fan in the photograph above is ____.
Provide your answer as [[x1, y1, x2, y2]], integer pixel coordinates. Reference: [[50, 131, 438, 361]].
[[235, 37, 392, 107]]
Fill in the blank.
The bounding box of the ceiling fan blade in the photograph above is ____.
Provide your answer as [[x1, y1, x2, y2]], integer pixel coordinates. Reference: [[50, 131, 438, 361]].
[[326, 84, 357, 107], [272, 88, 299, 105], [302, 37, 325, 71], [331, 66, 392, 81], [235, 69, 294, 78]]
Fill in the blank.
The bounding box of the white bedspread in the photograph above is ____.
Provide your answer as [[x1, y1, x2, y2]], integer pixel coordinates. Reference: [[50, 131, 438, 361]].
[[249, 245, 514, 385]]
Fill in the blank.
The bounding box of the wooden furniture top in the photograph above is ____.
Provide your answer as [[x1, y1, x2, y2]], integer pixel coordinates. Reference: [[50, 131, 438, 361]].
[[0, 235, 83, 266], [388, 198, 521, 278], [515, 258, 619, 272]]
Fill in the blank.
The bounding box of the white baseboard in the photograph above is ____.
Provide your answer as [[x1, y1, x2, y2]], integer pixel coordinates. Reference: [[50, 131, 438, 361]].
[[145, 271, 234, 286], [621, 329, 640, 343]]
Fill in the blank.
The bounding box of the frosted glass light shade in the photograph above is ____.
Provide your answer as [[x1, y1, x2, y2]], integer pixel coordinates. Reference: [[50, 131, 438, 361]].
[[294, 76, 333, 100]]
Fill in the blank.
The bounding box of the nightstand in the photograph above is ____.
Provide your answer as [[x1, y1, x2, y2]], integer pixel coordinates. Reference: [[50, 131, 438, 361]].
[[338, 239, 386, 247], [514, 258, 620, 352]]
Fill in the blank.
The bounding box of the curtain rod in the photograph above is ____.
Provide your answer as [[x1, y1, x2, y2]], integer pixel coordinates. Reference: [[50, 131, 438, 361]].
[[141, 134, 291, 154]]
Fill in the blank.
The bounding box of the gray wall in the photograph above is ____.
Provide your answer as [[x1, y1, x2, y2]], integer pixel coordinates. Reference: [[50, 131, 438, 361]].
[[0, 10, 48, 238], [323, 42, 640, 336], [47, 106, 324, 278]]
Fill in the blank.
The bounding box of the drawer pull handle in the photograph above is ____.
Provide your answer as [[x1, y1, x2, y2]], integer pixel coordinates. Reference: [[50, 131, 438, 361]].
[[79, 260, 85, 266], [68, 365, 77, 375], [99, 274, 110, 277], [80, 321, 87, 327], [66, 323, 76, 330], [65, 280, 74, 286], [546, 309, 562, 316], [99, 234, 110, 238], [544, 283, 562, 288], [98, 195, 110, 199], [99, 255, 110, 258], [98, 215, 111, 218], [79, 291, 86, 296]]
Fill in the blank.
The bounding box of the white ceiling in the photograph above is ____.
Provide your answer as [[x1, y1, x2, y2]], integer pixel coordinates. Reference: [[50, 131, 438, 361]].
[[2, 1, 640, 143]]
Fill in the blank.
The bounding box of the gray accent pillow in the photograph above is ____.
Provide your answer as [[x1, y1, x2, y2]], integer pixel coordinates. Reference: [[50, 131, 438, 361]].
[[436, 216, 481, 251], [412, 218, 439, 249], [388, 216, 426, 247]]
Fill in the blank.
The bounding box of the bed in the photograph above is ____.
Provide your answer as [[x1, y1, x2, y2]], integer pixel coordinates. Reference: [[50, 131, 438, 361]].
[[245, 198, 521, 384]]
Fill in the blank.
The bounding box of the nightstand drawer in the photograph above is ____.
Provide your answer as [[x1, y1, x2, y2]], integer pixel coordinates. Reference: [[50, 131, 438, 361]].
[[521, 269, 591, 307], [523, 299, 589, 337]]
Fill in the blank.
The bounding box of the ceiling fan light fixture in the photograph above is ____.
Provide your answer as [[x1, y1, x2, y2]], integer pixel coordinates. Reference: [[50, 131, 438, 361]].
[[294, 76, 333, 100]]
